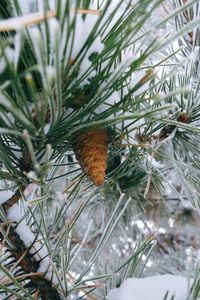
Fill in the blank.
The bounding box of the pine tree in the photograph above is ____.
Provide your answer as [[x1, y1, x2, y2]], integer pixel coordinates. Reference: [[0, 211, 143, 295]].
[[0, 0, 200, 299]]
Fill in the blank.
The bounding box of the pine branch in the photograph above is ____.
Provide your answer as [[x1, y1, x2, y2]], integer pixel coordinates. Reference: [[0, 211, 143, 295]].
[[0, 147, 60, 298], [0, 0, 199, 298], [0, 190, 62, 300], [0, 225, 61, 300]]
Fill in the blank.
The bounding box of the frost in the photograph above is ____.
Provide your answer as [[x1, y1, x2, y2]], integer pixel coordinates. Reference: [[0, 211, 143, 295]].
[[107, 275, 190, 300]]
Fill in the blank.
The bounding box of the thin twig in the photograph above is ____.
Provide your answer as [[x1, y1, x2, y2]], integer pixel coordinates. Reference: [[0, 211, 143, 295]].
[[0, 11, 56, 32], [0, 9, 100, 32], [77, 8, 100, 16], [0, 272, 44, 285]]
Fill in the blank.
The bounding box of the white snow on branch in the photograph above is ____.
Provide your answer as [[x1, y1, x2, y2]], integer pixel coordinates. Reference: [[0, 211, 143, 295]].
[[107, 275, 190, 300], [0, 190, 15, 205], [6, 198, 58, 285], [7, 203, 46, 259], [146, 154, 164, 169]]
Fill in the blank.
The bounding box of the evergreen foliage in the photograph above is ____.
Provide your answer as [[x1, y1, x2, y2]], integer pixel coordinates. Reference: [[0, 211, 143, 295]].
[[0, 0, 199, 299]]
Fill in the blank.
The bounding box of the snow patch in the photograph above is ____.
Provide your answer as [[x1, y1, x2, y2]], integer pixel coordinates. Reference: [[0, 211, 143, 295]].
[[37, 258, 59, 285], [71, 12, 104, 79], [107, 275, 190, 300], [6, 202, 57, 284], [146, 154, 164, 169], [26, 171, 38, 181], [7, 204, 45, 258], [0, 190, 15, 205]]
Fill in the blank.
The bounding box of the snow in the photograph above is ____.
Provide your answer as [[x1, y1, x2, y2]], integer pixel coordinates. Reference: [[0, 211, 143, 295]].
[[63, 0, 140, 83], [15, 0, 32, 15], [26, 171, 38, 181], [146, 154, 164, 169], [37, 258, 58, 285], [44, 123, 50, 134], [0, 12, 53, 31], [0, 58, 6, 73], [0, 190, 15, 205], [72, 14, 102, 58], [129, 69, 153, 97], [7, 203, 37, 247], [46, 65, 56, 83], [28, 27, 43, 66], [48, 18, 60, 52], [70, 12, 104, 79], [6, 201, 57, 284], [107, 275, 190, 300], [24, 183, 38, 197], [4, 48, 15, 65], [13, 32, 23, 70]]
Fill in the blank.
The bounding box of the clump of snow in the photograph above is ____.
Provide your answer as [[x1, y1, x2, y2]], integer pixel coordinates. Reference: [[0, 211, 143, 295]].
[[37, 258, 58, 285], [24, 183, 38, 198], [0, 190, 15, 205], [71, 12, 104, 79], [107, 275, 190, 300], [7, 203, 37, 245], [26, 171, 38, 181], [6, 201, 57, 284], [129, 69, 153, 97], [7, 203, 43, 257], [46, 65, 56, 83], [73, 13, 102, 58], [146, 154, 164, 169], [44, 123, 50, 134]]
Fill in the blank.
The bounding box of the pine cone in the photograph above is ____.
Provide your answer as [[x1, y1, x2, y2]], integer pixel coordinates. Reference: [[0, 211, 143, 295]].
[[73, 128, 108, 186]]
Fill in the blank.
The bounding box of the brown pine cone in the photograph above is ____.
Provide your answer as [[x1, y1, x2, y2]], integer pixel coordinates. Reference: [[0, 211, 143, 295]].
[[73, 128, 108, 186]]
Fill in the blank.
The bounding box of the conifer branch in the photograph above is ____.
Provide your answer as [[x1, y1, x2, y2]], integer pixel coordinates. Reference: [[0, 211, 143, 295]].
[[0, 151, 61, 299], [0, 225, 61, 300], [0, 0, 199, 298]]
